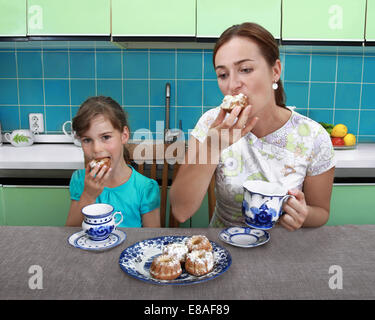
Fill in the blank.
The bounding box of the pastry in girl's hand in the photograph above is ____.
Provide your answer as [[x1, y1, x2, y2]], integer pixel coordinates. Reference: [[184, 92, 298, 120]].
[[89, 157, 111, 171], [220, 93, 248, 113]]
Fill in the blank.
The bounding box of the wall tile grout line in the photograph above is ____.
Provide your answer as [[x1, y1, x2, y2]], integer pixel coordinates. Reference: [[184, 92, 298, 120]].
[[332, 47, 339, 125], [357, 47, 365, 140], [68, 41, 72, 121], [14, 45, 21, 130], [148, 48, 151, 139], [41, 44, 47, 133], [94, 42, 97, 96], [306, 49, 312, 117], [121, 49, 124, 107]]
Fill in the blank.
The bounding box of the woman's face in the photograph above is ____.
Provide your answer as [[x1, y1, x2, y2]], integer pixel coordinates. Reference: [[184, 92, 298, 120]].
[[214, 36, 281, 114]]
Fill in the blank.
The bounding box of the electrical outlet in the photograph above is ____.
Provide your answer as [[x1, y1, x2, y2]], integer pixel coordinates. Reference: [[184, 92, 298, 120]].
[[29, 113, 44, 133]]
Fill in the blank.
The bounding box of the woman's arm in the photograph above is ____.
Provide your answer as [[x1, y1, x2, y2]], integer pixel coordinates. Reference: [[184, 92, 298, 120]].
[[170, 105, 258, 223], [142, 208, 161, 227], [169, 137, 218, 223], [279, 167, 335, 230]]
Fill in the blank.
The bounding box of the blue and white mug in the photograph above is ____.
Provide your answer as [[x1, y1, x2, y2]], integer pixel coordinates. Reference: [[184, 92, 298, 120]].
[[81, 203, 123, 241], [242, 181, 294, 230]]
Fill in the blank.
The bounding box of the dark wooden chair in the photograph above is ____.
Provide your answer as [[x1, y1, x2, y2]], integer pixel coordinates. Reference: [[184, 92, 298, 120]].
[[127, 143, 169, 227]]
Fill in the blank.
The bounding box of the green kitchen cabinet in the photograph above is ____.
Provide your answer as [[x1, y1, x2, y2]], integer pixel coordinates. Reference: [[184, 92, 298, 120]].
[[327, 184, 375, 226], [112, 0, 195, 37], [366, 0, 375, 41], [2, 185, 70, 226], [0, 0, 26, 36], [0, 186, 5, 225], [197, 0, 281, 39], [282, 0, 366, 41], [27, 0, 110, 36]]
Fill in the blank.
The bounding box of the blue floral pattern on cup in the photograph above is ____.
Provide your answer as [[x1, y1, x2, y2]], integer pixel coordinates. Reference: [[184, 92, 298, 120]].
[[86, 225, 115, 241], [81, 203, 123, 241], [242, 181, 294, 230]]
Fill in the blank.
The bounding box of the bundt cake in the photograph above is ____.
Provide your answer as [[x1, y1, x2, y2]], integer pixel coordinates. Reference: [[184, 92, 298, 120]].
[[149, 254, 182, 280], [186, 235, 212, 252], [185, 250, 214, 276], [162, 243, 188, 263]]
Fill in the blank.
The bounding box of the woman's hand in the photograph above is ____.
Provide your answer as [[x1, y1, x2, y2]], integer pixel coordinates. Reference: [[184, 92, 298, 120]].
[[82, 163, 112, 201], [207, 105, 258, 153], [279, 189, 309, 231]]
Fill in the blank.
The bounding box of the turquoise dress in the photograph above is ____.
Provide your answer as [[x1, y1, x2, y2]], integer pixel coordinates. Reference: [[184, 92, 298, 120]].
[[69, 166, 160, 227]]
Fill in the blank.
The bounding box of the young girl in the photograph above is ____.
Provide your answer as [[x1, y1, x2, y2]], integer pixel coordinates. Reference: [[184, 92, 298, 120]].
[[65, 96, 160, 227]]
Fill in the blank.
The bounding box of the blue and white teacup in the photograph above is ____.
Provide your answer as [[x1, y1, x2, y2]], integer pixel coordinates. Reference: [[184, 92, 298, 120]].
[[242, 181, 294, 230], [81, 203, 123, 241]]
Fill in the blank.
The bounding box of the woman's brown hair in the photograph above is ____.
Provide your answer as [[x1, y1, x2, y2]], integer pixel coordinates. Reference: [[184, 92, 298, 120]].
[[73, 96, 131, 163], [213, 22, 286, 108]]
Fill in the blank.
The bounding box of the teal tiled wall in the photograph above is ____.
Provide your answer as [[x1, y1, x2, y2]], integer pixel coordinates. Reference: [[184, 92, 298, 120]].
[[0, 42, 375, 142]]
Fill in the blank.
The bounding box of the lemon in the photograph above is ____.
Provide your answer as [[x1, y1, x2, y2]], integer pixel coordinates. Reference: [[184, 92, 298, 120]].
[[343, 133, 356, 146], [331, 124, 348, 138]]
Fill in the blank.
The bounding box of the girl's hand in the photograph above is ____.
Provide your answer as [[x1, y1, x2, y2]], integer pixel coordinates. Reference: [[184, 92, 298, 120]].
[[279, 189, 309, 231], [207, 105, 258, 153], [82, 163, 112, 201]]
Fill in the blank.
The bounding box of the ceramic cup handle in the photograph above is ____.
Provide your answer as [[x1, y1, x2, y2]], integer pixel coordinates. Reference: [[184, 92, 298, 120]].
[[282, 194, 295, 203], [281, 195, 296, 214], [113, 211, 123, 227], [4, 133, 11, 142], [62, 121, 72, 137]]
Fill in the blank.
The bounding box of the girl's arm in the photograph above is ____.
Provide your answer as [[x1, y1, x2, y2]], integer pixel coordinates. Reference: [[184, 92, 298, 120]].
[[142, 208, 161, 227], [65, 192, 96, 227], [65, 164, 111, 227]]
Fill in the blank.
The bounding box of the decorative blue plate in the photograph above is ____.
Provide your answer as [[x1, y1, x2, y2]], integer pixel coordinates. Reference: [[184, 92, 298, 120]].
[[118, 236, 232, 285], [68, 229, 126, 251], [219, 227, 270, 248]]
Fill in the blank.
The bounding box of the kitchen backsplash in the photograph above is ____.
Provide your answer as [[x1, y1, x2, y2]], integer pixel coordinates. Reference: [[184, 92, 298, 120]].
[[0, 41, 374, 142]]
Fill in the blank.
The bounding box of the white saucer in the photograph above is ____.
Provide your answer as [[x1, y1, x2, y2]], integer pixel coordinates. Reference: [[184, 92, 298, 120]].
[[219, 227, 270, 248], [68, 229, 126, 251]]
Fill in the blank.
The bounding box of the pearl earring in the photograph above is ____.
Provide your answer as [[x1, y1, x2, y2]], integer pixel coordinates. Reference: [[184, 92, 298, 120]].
[[272, 81, 278, 90]]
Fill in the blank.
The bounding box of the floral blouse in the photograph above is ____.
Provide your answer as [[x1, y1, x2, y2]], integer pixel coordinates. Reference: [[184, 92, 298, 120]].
[[190, 106, 336, 228]]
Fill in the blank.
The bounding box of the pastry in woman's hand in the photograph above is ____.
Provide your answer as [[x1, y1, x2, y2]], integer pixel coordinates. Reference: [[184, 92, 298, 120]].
[[220, 93, 248, 113]]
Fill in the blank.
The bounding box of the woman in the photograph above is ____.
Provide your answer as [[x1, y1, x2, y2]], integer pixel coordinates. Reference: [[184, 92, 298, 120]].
[[170, 23, 336, 231]]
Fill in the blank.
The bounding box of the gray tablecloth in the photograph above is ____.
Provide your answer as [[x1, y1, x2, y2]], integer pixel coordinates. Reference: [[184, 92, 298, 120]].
[[1, 225, 374, 300]]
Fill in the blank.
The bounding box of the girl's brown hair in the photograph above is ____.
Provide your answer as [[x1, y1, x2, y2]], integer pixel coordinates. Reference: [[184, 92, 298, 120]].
[[73, 96, 131, 163], [213, 22, 286, 108]]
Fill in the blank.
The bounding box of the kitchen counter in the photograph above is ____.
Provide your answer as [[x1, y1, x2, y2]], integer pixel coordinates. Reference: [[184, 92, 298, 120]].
[[1, 225, 374, 300], [0, 143, 374, 176]]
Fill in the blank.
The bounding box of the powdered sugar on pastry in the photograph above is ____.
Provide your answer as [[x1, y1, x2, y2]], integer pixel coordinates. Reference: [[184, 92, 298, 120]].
[[220, 93, 248, 112], [162, 243, 188, 263], [89, 157, 110, 170]]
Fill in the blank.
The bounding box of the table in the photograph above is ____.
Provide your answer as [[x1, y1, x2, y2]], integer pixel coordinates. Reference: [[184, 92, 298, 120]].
[[1, 225, 374, 300]]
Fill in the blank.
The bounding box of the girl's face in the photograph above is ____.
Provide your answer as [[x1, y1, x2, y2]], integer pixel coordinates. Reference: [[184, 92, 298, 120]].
[[214, 36, 281, 115], [80, 115, 129, 167]]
